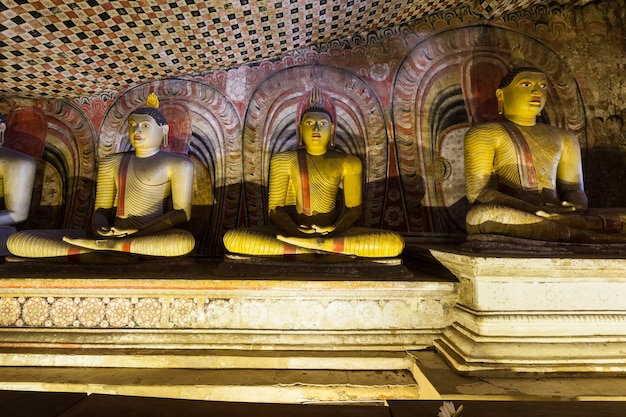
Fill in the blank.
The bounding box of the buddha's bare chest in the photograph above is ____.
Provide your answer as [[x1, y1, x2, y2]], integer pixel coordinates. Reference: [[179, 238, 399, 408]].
[[123, 157, 170, 186], [496, 130, 561, 168]]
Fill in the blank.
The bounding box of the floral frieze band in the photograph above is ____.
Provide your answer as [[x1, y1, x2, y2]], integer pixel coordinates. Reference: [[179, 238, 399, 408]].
[[0, 296, 431, 330], [0, 296, 190, 329]]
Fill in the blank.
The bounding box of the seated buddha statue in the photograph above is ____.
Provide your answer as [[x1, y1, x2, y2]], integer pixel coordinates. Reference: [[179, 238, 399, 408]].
[[464, 66, 626, 243], [223, 87, 404, 258], [7, 93, 196, 259], [0, 113, 37, 253]]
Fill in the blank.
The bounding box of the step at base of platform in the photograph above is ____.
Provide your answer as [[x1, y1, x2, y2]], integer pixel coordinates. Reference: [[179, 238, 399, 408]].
[[0, 366, 420, 404]]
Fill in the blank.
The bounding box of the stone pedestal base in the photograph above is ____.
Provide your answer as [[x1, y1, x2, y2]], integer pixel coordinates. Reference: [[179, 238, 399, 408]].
[[429, 247, 626, 375], [0, 256, 457, 401], [0, 257, 457, 358]]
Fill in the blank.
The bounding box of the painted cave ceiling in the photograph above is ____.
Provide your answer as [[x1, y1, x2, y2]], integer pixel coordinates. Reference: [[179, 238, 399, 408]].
[[0, 0, 596, 100]]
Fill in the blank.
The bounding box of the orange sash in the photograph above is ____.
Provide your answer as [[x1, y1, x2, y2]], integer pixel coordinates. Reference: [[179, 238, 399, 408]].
[[297, 149, 311, 215], [502, 122, 539, 192], [116, 153, 133, 217]]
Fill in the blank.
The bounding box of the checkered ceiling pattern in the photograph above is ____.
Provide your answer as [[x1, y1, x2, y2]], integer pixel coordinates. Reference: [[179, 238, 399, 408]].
[[0, 0, 555, 100]]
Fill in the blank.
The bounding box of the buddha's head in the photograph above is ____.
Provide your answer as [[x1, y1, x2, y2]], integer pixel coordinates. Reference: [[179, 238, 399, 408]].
[[297, 87, 336, 154], [496, 67, 548, 121], [128, 93, 169, 153]]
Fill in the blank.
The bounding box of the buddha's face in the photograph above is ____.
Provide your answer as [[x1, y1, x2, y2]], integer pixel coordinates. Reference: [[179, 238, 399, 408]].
[[497, 71, 548, 119], [300, 111, 333, 155], [128, 114, 165, 151]]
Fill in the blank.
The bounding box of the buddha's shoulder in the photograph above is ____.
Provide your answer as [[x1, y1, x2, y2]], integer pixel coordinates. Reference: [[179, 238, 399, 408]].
[[466, 121, 511, 134], [271, 149, 298, 162], [99, 152, 126, 166], [154, 151, 194, 168], [463, 123, 507, 146], [534, 122, 574, 135], [0, 147, 35, 164]]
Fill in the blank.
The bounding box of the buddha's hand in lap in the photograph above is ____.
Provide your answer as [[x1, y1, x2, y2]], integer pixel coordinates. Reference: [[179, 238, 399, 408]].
[[63, 226, 139, 250], [95, 226, 139, 238], [535, 210, 561, 219], [535, 201, 580, 219], [62, 236, 115, 250], [298, 224, 333, 236]]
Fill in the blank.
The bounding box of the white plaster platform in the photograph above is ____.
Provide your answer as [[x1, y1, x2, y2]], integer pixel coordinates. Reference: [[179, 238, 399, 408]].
[[427, 244, 626, 375], [0, 257, 456, 354], [0, 255, 457, 402]]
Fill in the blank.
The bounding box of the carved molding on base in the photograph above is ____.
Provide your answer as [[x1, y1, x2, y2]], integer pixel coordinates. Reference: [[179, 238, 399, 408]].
[[429, 247, 626, 375], [0, 260, 457, 362]]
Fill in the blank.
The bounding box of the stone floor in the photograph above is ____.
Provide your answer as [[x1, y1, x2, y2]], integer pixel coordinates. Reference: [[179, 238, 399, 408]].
[[4, 392, 626, 417], [412, 350, 626, 401], [3, 350, 626, 416], [0, 391, 391, 417]]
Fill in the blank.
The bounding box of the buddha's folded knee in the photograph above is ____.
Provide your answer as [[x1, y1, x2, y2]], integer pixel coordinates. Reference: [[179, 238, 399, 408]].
[[466, 205, 544, 227], [7, 229, 87, 258]]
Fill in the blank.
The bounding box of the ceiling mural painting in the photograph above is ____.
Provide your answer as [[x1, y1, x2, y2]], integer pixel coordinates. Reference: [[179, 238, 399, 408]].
[[0, 0, 586, 101]]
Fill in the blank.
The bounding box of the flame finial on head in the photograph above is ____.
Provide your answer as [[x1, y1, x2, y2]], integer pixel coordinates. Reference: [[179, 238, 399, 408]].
[[296, 86, 337, 146], [145, 92, 160, 109], [297, 86, 336, 123], [132, 92, 167, 126]]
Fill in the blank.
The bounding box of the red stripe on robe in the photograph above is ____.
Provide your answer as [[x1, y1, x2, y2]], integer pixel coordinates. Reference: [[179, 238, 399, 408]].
[[502, 122, 539, 192], [116, 154, 133, 217], [297, 149, 311, 215]]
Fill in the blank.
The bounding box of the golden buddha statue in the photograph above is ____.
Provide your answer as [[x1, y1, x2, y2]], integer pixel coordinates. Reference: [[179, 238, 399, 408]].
[[223, 87, 404, 258], [464, 66, 626, 243], [0, 113, 37, 254], [7, 93, 196, 259]]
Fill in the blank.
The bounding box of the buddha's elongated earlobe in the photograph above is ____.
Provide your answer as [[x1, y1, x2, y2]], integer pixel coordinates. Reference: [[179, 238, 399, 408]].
[[162, 125, 169, 147], [0, 116, 5, 146], [496, 89, 504, 115]]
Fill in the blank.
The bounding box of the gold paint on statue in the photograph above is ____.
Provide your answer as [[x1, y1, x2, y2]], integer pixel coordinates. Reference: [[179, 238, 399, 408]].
[[223, 88, 404, 258], [465, 67, 626, 242]]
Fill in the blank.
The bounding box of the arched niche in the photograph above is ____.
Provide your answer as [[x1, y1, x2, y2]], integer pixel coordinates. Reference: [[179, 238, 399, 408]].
[[242, 65, 389, 229], [6, 102, 97, 231], [100, 79, 242, 255], [392, 25, 586, 233]]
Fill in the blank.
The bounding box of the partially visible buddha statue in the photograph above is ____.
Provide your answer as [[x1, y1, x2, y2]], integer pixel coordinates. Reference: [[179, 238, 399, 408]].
[[0, 113, 36, 254], [7, 93, 196, 259], [223, 87, 404, 258], [464, 65, 626, 243]]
